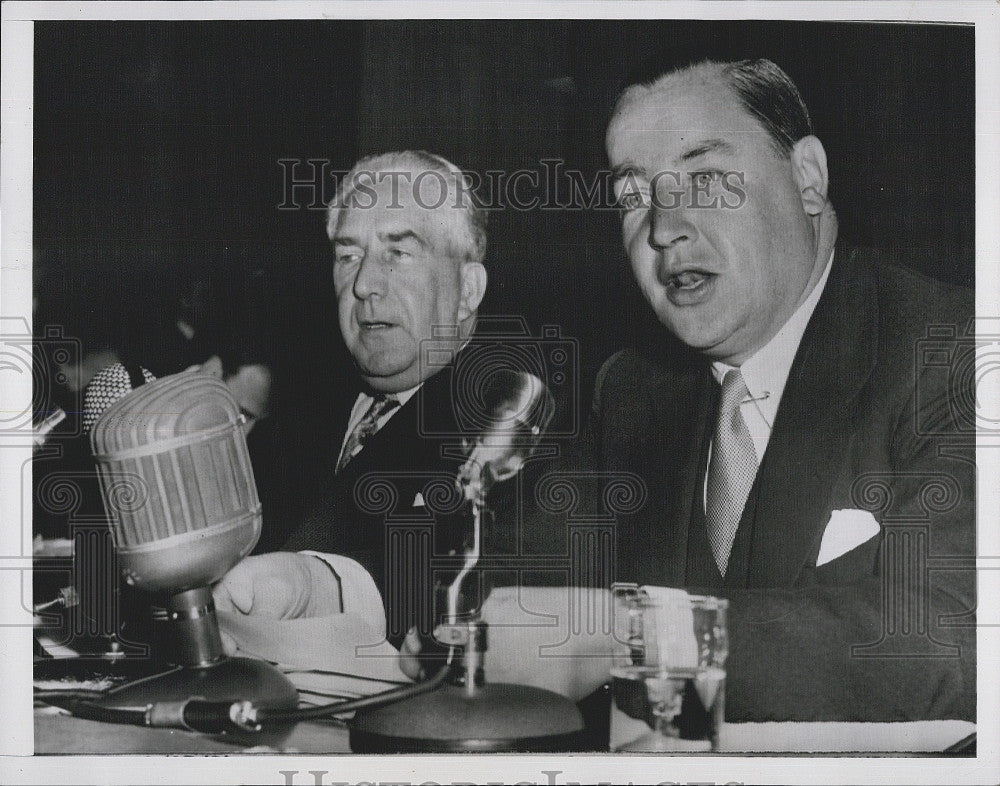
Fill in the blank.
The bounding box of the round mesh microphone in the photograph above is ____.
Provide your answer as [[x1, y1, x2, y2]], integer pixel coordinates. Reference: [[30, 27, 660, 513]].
[[82, 362, 156, 433], [91, 370, 260, 592]]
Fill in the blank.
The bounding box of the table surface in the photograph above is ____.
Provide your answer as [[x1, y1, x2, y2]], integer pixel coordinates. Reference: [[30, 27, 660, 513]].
[[34, 710, 975, 755], [32, 597, 976, 757], [35, 709, 352, 754]]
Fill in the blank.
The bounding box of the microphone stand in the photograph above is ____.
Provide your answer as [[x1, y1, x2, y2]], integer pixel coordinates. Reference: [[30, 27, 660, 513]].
[[96, 584, 298, 731], [348, 378, 587, 752]]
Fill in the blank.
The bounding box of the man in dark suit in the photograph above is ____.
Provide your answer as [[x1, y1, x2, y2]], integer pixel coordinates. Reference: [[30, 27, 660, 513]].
[[280, 354, 495, 646], [214, 150, 489, 647], [589, 58, 975, 721]]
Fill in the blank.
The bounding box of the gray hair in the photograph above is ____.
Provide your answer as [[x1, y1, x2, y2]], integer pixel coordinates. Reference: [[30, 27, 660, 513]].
[[326, 150, 487, 266]]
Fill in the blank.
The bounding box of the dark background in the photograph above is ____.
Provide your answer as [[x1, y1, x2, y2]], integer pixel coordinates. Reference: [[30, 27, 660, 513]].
[[33, 19, 975, 539]]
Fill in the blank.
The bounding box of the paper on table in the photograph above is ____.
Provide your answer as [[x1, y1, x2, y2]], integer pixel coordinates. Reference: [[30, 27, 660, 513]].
[[610, 697, 976, 753], [218, 610, 410, 699], [718, 719, 976, 752]]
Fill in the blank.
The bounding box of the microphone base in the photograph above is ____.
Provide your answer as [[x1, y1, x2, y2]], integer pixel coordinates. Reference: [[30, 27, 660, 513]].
[[99, 655, 298, 746], [349, 681, 587, 753]]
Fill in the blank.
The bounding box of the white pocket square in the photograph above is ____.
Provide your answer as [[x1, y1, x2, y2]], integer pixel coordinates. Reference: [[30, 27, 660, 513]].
[[412, 492, 425, 508], [816, 509, 881, 566]]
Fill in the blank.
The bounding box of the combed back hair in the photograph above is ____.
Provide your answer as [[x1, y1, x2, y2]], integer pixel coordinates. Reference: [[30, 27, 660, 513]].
[[326, 150, 488, 266], [720, 59, 813, 155], [618, 58, 813, 157]]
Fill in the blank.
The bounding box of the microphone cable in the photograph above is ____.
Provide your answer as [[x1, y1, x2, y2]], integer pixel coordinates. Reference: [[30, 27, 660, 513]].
[[34, 647, 453, 736]]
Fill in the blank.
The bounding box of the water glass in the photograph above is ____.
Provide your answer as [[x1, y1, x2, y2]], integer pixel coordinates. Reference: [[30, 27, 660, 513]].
[[610, 587, 728, 751]]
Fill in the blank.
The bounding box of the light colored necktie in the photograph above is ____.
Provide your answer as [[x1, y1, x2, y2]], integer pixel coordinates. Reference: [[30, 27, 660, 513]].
[[337, 394, 400, 474], [705, 369, 758, 576]]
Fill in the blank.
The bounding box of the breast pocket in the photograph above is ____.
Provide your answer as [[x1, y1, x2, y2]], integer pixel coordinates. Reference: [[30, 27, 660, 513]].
[[810, 532, 881, 585]]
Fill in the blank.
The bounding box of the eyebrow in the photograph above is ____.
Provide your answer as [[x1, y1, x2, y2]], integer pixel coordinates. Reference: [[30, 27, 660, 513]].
[[334, 230, 426, 245], [611, 163, 642, 181], [679, 138, 735, 163], [381, 230, 425, 246]]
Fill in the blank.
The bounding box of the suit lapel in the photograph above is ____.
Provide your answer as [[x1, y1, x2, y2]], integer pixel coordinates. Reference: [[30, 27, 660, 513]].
[[327, 381, 358, 470], [734, 249, 878, 588], [643, 348, 715, 586], [332, 362, 460, 503]]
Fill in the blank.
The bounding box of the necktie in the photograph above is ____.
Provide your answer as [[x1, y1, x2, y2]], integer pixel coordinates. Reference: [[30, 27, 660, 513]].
[[337, 394, 400, 474], [705, 369, 759, 576]]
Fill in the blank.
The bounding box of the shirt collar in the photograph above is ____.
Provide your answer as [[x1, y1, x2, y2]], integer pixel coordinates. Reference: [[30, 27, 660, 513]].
[[359, 383, 421, 409], [392, 385, 420, 407], [711, 248, 835, 425]]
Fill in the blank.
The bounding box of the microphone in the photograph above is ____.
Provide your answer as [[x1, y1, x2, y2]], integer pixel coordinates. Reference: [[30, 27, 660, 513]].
[[349, 370, 586, 752], [88, 370, 296, 729], [449, 370, 555, 618], [82, 362, 156, 433], [456, 369, 555, 504], [33, 406, 67, 450]]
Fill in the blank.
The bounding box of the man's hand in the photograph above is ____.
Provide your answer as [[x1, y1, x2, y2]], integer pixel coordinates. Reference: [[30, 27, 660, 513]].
[[396, 588, 617, 701], [213, 552, 343, 620], [398, 627, 426, 681]]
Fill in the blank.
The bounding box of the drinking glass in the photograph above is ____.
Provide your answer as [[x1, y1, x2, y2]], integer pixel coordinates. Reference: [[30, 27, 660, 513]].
[[611, 587, 728, 751]]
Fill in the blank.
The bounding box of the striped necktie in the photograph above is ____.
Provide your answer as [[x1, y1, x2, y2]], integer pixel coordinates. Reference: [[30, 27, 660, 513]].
[[705, 369, 759, 576], [337, 394, 400, 474]]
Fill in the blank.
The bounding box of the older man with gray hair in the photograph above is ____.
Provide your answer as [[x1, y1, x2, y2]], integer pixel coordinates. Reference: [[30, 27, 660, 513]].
[[215, 150, 489, 648]]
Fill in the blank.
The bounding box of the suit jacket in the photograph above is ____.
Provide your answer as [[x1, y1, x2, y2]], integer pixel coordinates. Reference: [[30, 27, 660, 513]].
[[588, 248, 975, 722], [282, 361, 476, 647]]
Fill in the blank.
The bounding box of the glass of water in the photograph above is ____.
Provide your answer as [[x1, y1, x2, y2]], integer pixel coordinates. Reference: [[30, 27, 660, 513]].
[[611, 587, 729, 751]]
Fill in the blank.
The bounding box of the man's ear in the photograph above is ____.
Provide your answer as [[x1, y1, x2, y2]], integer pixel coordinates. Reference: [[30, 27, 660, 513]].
[[458, 262, 488, 322], [791, 135, 829, 216], [200, 355, 224, 378]]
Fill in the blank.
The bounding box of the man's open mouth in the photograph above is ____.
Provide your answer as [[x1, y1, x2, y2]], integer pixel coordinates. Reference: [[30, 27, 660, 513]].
[[360, 320, 395, 330], [667, 270, 714, 291]]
